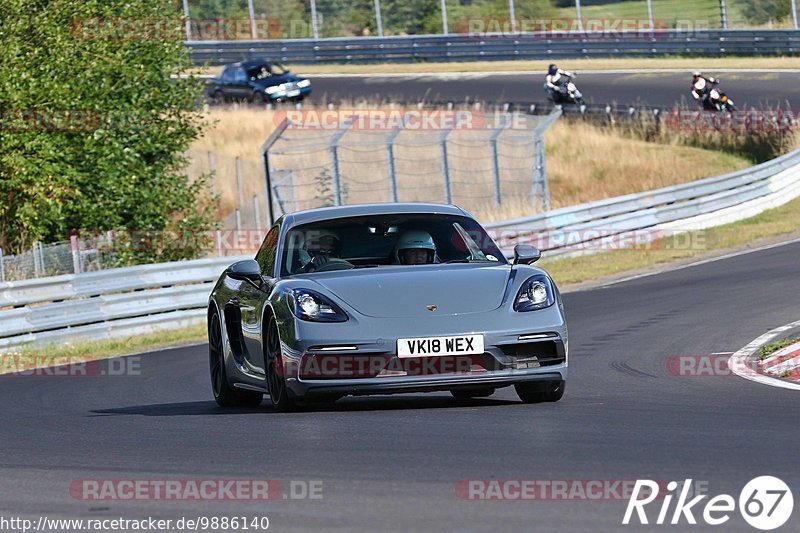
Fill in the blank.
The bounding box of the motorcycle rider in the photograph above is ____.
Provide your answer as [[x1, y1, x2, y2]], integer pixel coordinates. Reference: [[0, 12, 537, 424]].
[[545, 64, 577, 100], [690, 71, 719, 106]]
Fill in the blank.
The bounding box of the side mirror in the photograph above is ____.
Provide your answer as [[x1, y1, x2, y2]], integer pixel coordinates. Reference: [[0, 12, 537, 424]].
[[226, 259, 262, 281], [513, 244, 541, 265]]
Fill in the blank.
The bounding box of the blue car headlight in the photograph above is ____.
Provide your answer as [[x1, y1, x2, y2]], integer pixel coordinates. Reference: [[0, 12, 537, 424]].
[[289, 289, 348, 322], [514, 275, 555, 312]]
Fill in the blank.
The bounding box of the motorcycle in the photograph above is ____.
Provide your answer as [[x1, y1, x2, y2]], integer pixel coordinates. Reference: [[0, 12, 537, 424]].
[[544, 75, 584, 106], [699, 81, 736, 112]]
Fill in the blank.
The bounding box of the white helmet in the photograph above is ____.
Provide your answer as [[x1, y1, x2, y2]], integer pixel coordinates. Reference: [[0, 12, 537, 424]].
[[394, 230, 437, 264]]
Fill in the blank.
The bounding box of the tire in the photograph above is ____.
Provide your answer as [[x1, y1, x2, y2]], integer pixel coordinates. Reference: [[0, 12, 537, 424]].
[[450, 387, 495, 399], [515, 380, 565, 404], [265, 315, 298, 412], [211, 90, 225, 105], [209, 310, 263, 407]]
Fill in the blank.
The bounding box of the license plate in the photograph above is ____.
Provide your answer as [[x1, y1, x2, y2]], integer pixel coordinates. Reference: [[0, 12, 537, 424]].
[[397, 335, 484, 358], [286, 90, 300, 97]]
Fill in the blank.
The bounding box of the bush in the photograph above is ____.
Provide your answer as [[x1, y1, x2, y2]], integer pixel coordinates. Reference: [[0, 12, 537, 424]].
[[0, 0, 215, 262]]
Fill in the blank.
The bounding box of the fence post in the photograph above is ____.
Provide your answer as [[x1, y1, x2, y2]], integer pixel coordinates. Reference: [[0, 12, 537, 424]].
[[508, 0, 517, 33], [440, 0, 449, 35], [490, 114, 512, 207], [646, 0, 654, 29], [792, 0, 799, 29], [70, 235, 82, 274], [439, 127, 454, 205], [374, 0, 384, 37], [253, 194, 262, 231], [247, 0, 257, 38], [386, 115, 408, 203], [235, 209, 242, 233], [216, 230, 223, 257], [310, 0, 320, 39], [719, 0, 728, 29], [182, 0, 191, 41], [532, 136, 550, 211], [575, 0, 584, 32], [235, 156, 245, 210], [329, 116, 357, 206], [33, 241, 43, 277], [0, 248, 4, 283]]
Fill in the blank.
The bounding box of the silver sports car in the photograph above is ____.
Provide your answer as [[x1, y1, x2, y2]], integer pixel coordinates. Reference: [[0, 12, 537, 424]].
[[207, 203, 567, 411]]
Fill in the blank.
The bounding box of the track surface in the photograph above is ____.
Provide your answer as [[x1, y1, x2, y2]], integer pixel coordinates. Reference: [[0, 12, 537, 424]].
[[1, 240, 799, 531], [308, 71, 800, 109]]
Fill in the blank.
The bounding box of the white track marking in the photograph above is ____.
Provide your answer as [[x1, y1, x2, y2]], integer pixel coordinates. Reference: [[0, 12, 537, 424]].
[[728, 320, 800, 391]]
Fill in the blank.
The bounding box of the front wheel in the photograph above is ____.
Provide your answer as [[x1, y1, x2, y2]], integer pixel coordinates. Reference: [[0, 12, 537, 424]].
[[515, 380, 565, 403], [265, 316, 298, 412], [209, 310, 263, 407]]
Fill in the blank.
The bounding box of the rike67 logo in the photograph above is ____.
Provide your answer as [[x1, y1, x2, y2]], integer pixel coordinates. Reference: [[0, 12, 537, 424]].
[[623, 476, 794, 530]]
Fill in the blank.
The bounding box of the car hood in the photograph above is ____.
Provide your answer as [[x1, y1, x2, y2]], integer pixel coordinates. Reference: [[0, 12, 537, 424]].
[[253, 74, 300, 87], [307, 264, 511, 318]]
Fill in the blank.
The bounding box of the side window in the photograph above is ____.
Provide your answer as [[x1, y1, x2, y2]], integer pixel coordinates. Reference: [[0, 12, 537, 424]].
[[255, 226, 280, 277], [233, 68, 248, 83], [220, 66, 234, 82]]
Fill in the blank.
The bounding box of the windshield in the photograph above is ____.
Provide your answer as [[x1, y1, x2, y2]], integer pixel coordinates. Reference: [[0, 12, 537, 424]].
[[281, 214, 506, 276]]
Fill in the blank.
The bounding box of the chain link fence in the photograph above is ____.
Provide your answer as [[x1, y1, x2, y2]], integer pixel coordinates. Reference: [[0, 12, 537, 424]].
[[262, 108, 561, 224]]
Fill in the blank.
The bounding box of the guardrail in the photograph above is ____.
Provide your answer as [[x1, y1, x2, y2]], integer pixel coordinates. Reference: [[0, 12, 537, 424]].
[[2, 147, 800, 351], [186, 29, 800, 65], [485, 149, 800, 256], [0, 255, 248, 350]]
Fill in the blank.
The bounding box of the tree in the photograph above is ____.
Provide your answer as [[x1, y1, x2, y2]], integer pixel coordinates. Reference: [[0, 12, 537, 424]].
[[0, 0, 214, 260], [740, 0, 792, 24]]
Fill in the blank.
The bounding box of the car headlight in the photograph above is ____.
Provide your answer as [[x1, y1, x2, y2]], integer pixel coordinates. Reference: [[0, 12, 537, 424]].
[[265, 85, 280, 94], [289, 289, 348, 322], [297, 79, 311, 88], [514, 275, 555, 312]]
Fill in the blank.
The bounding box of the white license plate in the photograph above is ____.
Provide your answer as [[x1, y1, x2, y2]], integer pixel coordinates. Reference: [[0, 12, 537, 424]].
[[397, 335, 484, 358], [286, 90, 301, 97]]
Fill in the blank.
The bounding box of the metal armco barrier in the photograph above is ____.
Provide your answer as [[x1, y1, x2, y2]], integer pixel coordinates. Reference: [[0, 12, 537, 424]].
[[186, 30, 800, 65], [485, 149, 800, 257], [0, 255, 249, 350], [2, 147, 800, 350]]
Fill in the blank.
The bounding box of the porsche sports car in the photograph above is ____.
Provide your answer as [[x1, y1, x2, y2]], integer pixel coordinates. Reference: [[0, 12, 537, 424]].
[[207, 203, 567, 411]]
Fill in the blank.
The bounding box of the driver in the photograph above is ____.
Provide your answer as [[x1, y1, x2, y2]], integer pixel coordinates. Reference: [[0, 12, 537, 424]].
[[393, 230, 438, 265], [691, 71, 719, 104], [545, 64, 575, 95], [300, 230, 345, 272]]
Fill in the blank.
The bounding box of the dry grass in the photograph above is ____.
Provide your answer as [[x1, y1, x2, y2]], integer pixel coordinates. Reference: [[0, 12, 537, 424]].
[[189, 106, 750, 223]]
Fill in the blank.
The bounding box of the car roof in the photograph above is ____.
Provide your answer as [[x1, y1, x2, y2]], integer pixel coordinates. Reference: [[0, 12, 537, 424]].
[[228, 60, 272, 69], [284, 203, 470, 227]]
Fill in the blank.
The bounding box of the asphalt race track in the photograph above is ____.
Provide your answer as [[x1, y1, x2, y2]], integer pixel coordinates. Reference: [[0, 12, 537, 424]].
[[308, 71, 800, 109], [1, 240, 798, 531]]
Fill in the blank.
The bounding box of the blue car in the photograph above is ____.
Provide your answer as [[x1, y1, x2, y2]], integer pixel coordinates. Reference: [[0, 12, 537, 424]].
[[207, 203, 568, 411], [206, 60, 311, 104]]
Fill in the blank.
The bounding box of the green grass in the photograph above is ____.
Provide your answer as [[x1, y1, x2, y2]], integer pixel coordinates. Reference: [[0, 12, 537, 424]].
[[759, 337, 800, 360], [541, 195, 800, 286], [0, 323, 207, 374], [554, 0, 721, 28]]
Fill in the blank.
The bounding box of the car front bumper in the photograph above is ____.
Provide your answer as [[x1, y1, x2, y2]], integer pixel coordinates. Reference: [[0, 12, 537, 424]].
[[278, 303, 568, 398]]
